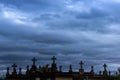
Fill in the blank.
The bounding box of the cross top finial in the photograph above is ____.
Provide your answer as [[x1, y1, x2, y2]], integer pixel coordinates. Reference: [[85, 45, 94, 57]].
[[103, 64, 107, 68], [32, 57, 37, 65], [69, 64, 72, 72], [103, 64, 107, 72], [79, 61, 84, 69], [79, 61, 83, 65], [51, 56, 56, 64], [99, 71, 101, 74], [12, 63, 17, 68], [70, 64, 72, 68], [91, 66, 94, 70], [7, 67, 9, 70]]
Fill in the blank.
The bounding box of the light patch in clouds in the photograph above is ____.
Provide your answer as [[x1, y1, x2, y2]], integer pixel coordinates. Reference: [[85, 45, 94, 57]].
[[66, 2, 91, 13], [0, 4, 42, 28]]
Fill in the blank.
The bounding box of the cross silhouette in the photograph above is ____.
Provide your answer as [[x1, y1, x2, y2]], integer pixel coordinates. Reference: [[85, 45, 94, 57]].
[[69, 64, 72, 72], [19, 67, 22, 74], [12, 63, 17, 68], [51, 56, 56, 64], [12, 63, 17, 74], [91, 66, 94, 70], [32, 57, 37, 65], [6, 67, 9, 75], [79, 61, 83, 69], [103, 64, 107, 71], [70, 65, 72, 68], [99, 71, 102, 75], [103, 64, 107, 68], [59, 66, 62, 72], [109, 71, 111, 76]]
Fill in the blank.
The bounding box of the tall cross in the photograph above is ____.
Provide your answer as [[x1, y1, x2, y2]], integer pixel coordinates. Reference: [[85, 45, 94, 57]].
[[70, 65, 72, 69], [99, 71, 102, 75], [79, 61, 84, 69], [12, 63, 17, 73], [109, 71, 111, 76], [91, 66, 94, 72], [103, 64, 107, 71], [6, 67, 9, 75], [69, 64, 72, 72], [32, 57, 37, 65], [27, 65, 29, 70], [59, 66, 62, 72], [51, 56, 56, 64], [19, 67, 22, 75], [12, 63, 17, 68]]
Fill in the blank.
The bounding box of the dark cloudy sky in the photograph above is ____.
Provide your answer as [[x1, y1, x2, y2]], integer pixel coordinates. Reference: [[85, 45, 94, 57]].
[[0, 0, 120, 75]]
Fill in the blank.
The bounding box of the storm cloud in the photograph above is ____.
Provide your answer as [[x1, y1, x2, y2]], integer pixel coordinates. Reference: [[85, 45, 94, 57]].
[[0, 0, 120, 75]]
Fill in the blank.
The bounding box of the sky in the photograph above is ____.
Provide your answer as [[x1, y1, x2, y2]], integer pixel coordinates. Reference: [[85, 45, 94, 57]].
[[0, 0, 120, 76]]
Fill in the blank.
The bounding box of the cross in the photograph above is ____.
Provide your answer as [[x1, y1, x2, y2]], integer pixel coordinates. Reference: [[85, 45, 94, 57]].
[[59, 66, 62, 72], [79, 61, 84, 69], [7, 67, 9, 70], [6, 67, 9, 75], [109, 71, 111, 76], [12, 63, 17, 68], [103, 64, 107, 68], [19, 67, 22, 74], [69, 64, 72, 72], [32, 57, 37, 65], [99, 71, 102, 75], [91, 66, 93, 69], [69, 65, 72, 69], [91, 66, 94, 72], [51, 56, 56, 64], [12, 63, 17, 73], [116, 72, 118, 76], [103, 64, 107, 71], [26, 65, 29, 70]]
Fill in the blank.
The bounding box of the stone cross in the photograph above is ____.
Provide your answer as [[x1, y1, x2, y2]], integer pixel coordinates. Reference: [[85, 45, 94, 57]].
[[6, 67, 9, 75], [19, 67, 22, 75], [79, 61, 84, 69], [51, 56, 56, 64], [91, 66, 94, 72], [103, 64, 107, 71], [12, 63, 17, 68], [69, 64, 72, 72], [32, 57, 37, 65], [59, 66, 62, 72], [12, 63, 17, 74]]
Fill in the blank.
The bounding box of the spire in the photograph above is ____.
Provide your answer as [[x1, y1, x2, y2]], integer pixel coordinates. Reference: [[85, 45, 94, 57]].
[[69, 64, 72, 73], [32, 57, 37, 66], [12, 63, 17, 75], [51, 56, 56, 64]]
